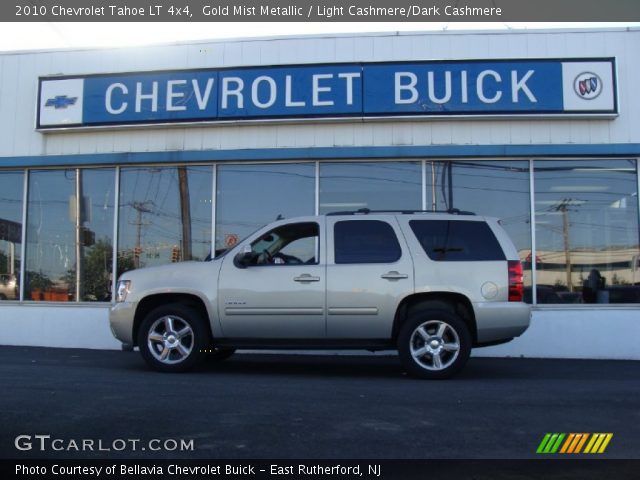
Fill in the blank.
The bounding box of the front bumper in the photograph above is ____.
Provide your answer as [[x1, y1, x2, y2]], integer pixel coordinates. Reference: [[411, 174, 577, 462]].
[[109, 302, 137, 346]]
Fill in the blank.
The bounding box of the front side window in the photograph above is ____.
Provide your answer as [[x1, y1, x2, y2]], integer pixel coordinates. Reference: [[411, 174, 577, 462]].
[[334, 220, 401, 264], [410, 220, 505, 261], [246, 222, 319, 266]]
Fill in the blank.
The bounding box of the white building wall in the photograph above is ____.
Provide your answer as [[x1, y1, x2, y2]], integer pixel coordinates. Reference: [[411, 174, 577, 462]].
[[0, 28, 639, 160], [476, 308, 640, 360], [0, 305, 119, 350], [1, 306, 639, 360]]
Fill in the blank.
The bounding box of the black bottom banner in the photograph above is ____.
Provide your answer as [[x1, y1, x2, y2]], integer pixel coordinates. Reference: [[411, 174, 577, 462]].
[[4, 459, 640, 480]]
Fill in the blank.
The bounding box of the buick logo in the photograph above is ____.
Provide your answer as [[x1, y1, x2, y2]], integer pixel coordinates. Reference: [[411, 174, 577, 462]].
[[573, 72, 602, 100]]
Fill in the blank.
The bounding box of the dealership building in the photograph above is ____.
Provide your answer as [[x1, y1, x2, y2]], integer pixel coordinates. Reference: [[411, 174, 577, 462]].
[[0, 27, 639, 358]]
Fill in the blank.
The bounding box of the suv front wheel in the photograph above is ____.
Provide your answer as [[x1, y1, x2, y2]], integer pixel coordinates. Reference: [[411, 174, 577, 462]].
[[398, 309, 471, 379], [138, 304, 209, 373]]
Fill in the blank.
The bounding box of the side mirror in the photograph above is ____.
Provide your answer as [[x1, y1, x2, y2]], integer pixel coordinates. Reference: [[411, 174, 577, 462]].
[[234, 247, 254, 269]]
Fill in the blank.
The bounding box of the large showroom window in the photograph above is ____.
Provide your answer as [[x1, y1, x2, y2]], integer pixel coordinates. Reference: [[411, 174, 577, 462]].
[[0, 171, 23, 301], [215, 163, 315, 254], [425, 161, 533, 301], [118, 166, 212, 274], [534, 159, 640, 304], [25, 168, 115, 302], [319, 162, 422, 214], [4, 156, 639, 306]]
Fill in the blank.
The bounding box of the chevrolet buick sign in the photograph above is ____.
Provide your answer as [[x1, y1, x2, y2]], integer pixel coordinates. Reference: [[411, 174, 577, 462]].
[[36, 58, 617, 129]]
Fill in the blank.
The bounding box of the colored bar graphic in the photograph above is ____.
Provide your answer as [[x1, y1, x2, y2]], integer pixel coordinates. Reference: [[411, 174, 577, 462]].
[[572, 434, 586, 453], [574, 434, 589, 453], [598, 434, 613, 453], [567, 433, 582, 453], [537, 433, 565, 454], [584, 434, 599, 453], [536, 434, 552, 454], [592, 434, 606, 452], [550, 433, 566, 453], [537, 433, 613, 454], [544, 434, 559, 453], [559, 433, 575, 454], [584, 433, 614, 454]]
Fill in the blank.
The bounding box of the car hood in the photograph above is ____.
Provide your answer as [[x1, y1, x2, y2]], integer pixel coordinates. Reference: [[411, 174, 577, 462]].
[[118, 259, 220, 283]]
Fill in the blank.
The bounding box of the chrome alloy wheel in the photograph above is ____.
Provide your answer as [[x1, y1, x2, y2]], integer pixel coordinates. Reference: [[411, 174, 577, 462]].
[[147, 315, 194, 365], [409, 320, 461, 371]]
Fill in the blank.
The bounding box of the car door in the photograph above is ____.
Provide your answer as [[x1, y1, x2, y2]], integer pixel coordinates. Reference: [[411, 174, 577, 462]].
[[326, 216, 414, 339], [218, 219, 326, 338]]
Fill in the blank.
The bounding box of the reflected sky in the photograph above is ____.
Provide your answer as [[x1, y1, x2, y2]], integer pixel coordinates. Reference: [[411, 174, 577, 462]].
[[216, 163, 315, 249], [0, 171, 23, 294], [119, 166, 213, 267], [3, 158, 639, 304], [25, 168, 115, 300], [320, 162, 422, 213]]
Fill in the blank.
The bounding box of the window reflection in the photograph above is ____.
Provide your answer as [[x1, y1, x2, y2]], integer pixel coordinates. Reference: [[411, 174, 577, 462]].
[[426, 161, 532, 301], [9, 157, 640, 307], [215, 163, 315, 254], [25, 169, 115, 302], [534, 160, 639, 304], [118, 166, 212, 274], [0, 171, 23, 301], [319, 162, 421, 214], [79, 170, 117, 301]]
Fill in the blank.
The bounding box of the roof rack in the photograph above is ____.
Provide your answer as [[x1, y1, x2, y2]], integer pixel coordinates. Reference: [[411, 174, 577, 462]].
[[326, 208, 476, 216]]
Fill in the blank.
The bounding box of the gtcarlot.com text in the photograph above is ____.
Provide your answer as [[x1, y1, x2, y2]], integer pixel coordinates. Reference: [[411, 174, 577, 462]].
[[14, 434, 194, 452]]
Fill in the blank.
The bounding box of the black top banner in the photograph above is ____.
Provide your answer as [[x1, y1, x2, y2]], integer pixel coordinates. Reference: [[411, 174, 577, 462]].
[[4, 0, 640, 22]]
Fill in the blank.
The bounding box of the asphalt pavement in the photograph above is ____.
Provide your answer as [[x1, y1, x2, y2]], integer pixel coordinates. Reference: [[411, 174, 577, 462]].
[[1, 346, 639, 460]]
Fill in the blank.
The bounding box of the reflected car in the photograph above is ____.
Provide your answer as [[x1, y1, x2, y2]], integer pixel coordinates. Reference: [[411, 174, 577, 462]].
[[0, 274, 18, 300]]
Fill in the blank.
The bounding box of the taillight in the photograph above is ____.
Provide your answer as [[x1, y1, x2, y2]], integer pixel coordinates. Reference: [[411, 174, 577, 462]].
[[508, 260, 524, 302]]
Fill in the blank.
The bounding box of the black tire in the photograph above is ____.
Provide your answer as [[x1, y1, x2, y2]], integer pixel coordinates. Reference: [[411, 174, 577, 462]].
[[137, 303, 210, 373], [397, 309, 471, 379], [205, 347, 236, 361]]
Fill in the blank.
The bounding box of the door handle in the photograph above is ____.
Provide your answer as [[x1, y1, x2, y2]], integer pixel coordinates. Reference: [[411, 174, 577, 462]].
[[294, 274, 321, 283], [381, 271, 409, 280]]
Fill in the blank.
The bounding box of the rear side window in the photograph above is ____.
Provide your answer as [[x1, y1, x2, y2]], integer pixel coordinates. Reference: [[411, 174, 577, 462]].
[[409, 220, 505, 261], [334, 220, 401, 264]]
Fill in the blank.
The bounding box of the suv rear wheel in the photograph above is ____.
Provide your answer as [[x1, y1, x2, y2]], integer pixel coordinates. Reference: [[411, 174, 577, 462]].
[[138, 303, 209, 373], [398, 309, 471, 379]]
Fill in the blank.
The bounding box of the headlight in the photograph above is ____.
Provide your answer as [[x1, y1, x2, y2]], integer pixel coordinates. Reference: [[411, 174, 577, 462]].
[[116, 280, 131, 303]]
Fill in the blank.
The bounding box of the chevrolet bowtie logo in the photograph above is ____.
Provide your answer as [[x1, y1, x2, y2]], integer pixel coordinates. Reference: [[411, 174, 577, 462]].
[[45, 95, 78, 109]]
